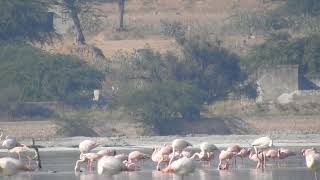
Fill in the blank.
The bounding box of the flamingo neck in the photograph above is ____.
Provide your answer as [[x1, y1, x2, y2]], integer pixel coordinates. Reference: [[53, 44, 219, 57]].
[[190, 153, 200, 160], [0, 130, 3, 141]]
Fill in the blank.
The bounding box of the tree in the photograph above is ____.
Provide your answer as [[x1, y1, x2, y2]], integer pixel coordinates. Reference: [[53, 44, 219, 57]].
[[51, 0, 86, 45], [120, 81, 205, 125], [0, 0, 54, 42], [178, 34, 245, 102], [118, 0, 125, 31], [243, 32, 320, 76]]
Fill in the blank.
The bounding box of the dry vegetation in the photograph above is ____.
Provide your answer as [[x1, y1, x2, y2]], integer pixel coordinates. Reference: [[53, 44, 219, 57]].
[[6, 0, 319, 138]]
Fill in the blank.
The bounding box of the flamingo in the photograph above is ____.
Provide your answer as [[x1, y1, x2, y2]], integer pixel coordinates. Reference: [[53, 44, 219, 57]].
[[265, 149, 278, 160], [0, 157, 33, 176], [236, 148, 250, 165], [251, 136, 273, 169], [192, 142, 217, 166], [248, 148, 264, 169], [97, 149, 116, 156], [218, 150, 236, 170], [305, 152, 320, 180], [162, 156, 196, 180], [226, 144, 241, 167], [302, 148, 317, 157], [9, 146, 37, 167], [75, 149, 117, 172], [159, 144, 173, 155], [169, 139, 192, 165], [75, 152, 102, 172], [278, 148, 296, 159], [128, 150, 150, 167], [0, 130, 25, 150], [97, 156, 138, 175], [79, 140, 100, 158], [114, 154, 129, 162], [152, 147, 171, 171]]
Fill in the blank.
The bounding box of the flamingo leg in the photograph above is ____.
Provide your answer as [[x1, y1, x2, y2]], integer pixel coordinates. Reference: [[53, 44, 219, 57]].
[[263, 152, 266, 169], [315, 171, 318, 180], [27, 156, 32, 168], [169, 148, 176, 165], [218, 160, 222, 170]]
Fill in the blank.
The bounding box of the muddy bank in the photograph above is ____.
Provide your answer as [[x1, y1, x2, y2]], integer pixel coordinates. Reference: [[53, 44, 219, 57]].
[[2, 134, 319, 153]]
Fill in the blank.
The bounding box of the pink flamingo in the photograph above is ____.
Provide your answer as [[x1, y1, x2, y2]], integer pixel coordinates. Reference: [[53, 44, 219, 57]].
[[302, 148, 317, 157], [236, 148, 250, 165], [9, 146, 37, 167], [248, 148, 264, 169], [152, 147, 171, 171], [226, 144, 241, 167], [128, 150, 150, 168], [218, 150, 236, 170], [0, 157, 33, 176], [75, 148, 117, 172]]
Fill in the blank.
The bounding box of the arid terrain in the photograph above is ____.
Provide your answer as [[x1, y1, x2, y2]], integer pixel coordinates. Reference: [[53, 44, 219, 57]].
[[1, 0, 319, 139]]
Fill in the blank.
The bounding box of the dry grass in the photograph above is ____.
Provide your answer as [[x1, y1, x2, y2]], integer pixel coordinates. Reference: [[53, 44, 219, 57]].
[[0, 121, 58, 139], [246, 115, 320, 134]]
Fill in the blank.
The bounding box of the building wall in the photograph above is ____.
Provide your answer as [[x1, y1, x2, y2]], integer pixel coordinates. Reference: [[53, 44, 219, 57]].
[[256, 65, 299, 102]]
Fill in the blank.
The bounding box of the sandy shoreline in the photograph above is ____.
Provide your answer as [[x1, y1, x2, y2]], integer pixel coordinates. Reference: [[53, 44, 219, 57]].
[[1, 134, 319, 153]]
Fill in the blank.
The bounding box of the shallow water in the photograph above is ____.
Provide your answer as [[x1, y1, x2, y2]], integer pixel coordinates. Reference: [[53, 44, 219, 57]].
[[0, 149, 316, 180]]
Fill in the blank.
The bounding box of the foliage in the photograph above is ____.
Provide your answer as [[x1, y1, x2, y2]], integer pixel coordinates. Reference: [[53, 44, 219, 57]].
[[285, 0, 320, 16], [0, 0, 54, 42], [111, 32, 245, 124], [179, 34, 245, 102], [120, 81, 205, 124], [243, 32, 320, 76], [0, 42, 104, 104], [302, 34, 320, 75], [160, 20, 187, 43]]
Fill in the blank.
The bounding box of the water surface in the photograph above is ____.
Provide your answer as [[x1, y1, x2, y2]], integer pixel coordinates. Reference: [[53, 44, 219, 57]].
[[0, 149, 315, 180]]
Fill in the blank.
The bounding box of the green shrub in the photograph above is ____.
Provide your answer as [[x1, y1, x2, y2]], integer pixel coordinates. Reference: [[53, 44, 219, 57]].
[[243, 32, 320, 76], [0, 0, 54, 42], [0, 43, 104, 104]]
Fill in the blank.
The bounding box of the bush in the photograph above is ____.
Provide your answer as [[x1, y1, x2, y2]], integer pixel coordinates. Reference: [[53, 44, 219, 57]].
[[120, 81, 205, 124], [0, 43, 104, 104], [160, 20, 187, 43], [243, 32, 320, 76], [0, 0, 54, 42], [285, 0, 320, 16]]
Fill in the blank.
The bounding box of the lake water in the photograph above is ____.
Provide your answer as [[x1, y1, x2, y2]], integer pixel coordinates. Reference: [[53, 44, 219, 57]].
[[0, 149, 316, 180]]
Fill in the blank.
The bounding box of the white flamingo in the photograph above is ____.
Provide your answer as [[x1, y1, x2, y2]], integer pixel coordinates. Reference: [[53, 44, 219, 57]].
[[79, 140, 100, 158], [0, 157, 33, 176], [169, 139, 192, 165], [97, 156, 137, 175], [251, 136, 273, 169], [162, 156, 196, 180], [9, 146, 37, 167], [0, 130, 24, 150], [306, 152, 320, 180]]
